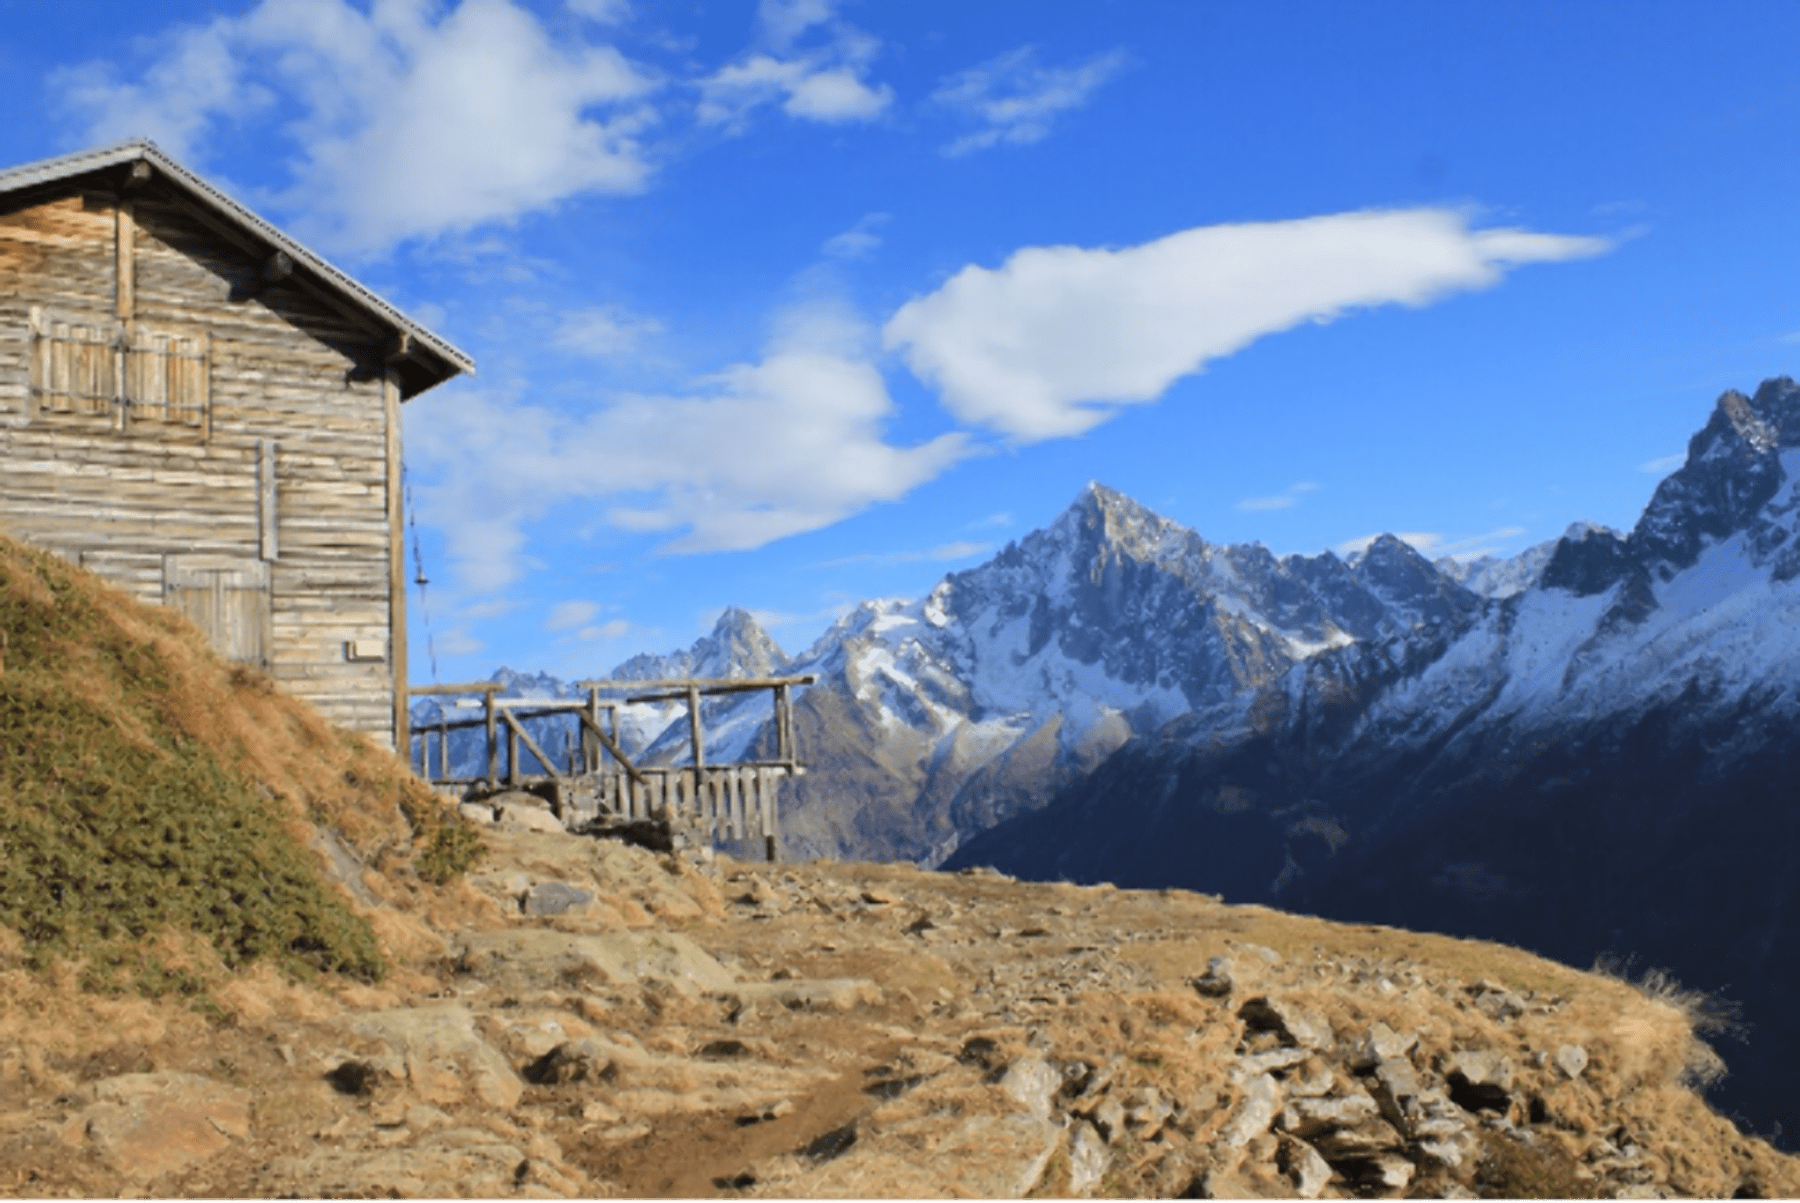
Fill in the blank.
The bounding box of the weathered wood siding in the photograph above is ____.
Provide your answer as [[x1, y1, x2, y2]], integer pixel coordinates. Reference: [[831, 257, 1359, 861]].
[[0, 190, 401, 745]]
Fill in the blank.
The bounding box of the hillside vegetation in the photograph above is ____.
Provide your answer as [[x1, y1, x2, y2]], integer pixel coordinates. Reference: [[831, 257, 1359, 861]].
[[0, 533, 474, 990]]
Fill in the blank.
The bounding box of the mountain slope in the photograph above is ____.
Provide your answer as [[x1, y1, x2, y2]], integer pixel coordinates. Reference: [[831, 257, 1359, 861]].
[[949, 376, 1800, 1148]]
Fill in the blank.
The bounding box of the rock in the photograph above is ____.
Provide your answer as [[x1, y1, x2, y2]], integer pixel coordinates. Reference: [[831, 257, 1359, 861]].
[[457, 802, 497, 825], [1554, 1043, 1589, 1080], [1287, 1058, 1336, 1098], [1192, 955, 1234, 997], [1225, 1073, 1284, 1147], [523, 1042, 615, 1086], [1351, 1021, 1419, 1070], [1089, 1092, 1128, 1142], [1001, 1057, 1062, 1121], [1239, 1046, 1312, 1077], [1443, 1049, 1514, 1113], [1238, 996, 1333, 1050], [729, 978, 882, 1012], [1124, 1084, 1174, 1137], [495, 800, 565, 833], [1278, 1136, 1335, 1199], [523, 881, 593, 916], [76, 1072, 252, 1181], [1277, 1090, 1381, 1138], [1349, 1151, 1417, 1191], [1310, 1117, 1406, 1159], [1368, 1056, 1425, 1128], [1068, 1121, 1110, 1196], [342, 1005, 524, 1110], [1468, 979, 1528, 1020], [260, 1126, 585, 1197], [458, 929, 738, 996]]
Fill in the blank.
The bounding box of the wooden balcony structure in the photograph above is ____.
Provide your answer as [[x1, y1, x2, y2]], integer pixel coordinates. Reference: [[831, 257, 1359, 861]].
[[406, 674, 815, 859]]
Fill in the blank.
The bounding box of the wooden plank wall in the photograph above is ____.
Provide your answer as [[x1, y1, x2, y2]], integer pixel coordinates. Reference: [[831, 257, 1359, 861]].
[[0, 190, 400, 745]]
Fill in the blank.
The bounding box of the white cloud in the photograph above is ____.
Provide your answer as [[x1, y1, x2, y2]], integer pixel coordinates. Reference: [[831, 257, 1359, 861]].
[[576, 618, 633, 641], [568, 0, 630, 22], [1336, 525, 1526, 561], [406, 303, 971, 590], [55, 0, 657, 254], [885, 208, 1614, 443], [545, 600, 601, 631], [822, 212, 889, 259], [555, 305, 664, 356], [933, 45, 1127, 157], [698, 8, 890, 129], [757, 0, 837, 46], [1638, 453, 1685, 474], [1235, 480, 1321, 513], [818, 540, 991, 568], [1780, 330, 1800, 345]]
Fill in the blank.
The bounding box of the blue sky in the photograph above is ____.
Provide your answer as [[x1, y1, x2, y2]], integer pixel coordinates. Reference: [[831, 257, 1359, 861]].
[[5, 0, 1799, 683]]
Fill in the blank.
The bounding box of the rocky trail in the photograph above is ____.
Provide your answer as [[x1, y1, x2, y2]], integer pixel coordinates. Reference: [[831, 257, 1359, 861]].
[[1, 799, 1796, 1199]]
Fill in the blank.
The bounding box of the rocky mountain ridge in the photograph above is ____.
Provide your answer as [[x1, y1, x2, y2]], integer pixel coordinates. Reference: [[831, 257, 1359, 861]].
[[948, 376, 1800, 1149]]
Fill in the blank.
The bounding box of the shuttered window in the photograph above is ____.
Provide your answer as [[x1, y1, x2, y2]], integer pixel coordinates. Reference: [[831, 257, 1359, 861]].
[[28, 307, 210, 430], [162, 555, 270, 667]]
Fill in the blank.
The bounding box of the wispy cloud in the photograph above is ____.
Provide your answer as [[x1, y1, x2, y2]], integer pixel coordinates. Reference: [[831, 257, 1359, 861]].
[[1234, 480, 1321, 513], [1638, 453, 1685, 474], [554, 305, 665, 357], [886, 208, 1614, 443], [406, 299, 971, 591], [967, 511, 1013, 529], [698, 1, 891, 130], [818, 541, 992, 568], [53, 0, 657, 254], [544, 600, 601, 631], [1336, 525, 1527, 562], [822, 212, 889, 260], [933, 45, 1126, 157]]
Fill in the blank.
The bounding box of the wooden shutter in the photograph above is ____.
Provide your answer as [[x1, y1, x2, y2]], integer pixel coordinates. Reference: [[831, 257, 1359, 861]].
[[126, 328, 210, 428], [162, 555, 271, 667], [28, 306, 119, 420]]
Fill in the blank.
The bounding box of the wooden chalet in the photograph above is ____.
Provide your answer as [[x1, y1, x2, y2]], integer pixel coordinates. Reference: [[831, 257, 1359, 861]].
[[0, 139, 472, 749]]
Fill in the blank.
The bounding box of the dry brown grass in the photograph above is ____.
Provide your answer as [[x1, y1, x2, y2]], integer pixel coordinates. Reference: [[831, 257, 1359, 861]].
[[0, 532, 476, 995]]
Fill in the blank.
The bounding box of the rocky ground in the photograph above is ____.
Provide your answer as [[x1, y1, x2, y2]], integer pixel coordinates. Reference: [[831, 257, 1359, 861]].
[[2, 796, 1798, 1199]]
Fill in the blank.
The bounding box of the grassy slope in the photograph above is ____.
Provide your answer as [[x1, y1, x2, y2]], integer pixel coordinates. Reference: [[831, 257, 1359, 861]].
[[0, 533, 476, 991]]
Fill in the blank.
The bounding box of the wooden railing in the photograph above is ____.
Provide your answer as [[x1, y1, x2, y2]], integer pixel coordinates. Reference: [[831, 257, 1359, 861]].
[[405, 675, 816, 856]]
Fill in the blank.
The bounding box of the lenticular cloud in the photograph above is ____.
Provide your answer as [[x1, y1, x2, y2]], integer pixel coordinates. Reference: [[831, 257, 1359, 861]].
[[883, 208, 1612, 443]]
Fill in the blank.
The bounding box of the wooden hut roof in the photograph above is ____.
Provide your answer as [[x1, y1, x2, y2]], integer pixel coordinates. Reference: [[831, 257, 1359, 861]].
[[0, 139, 474, 400]]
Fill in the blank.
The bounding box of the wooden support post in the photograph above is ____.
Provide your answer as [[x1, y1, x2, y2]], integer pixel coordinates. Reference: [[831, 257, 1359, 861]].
[[385, 370, 409, 757], [775, 683, 792, 765], [687, 683, 704, 770], [438, 714, 449, 780], [485, 691, 498, 791], [507, 722, 519, 788]]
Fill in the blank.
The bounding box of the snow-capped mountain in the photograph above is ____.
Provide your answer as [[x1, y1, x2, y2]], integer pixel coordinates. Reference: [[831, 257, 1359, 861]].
[[948, 376, 1800, 1149]]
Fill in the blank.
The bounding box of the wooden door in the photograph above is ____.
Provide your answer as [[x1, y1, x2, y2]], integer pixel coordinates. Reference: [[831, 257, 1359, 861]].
[[162, 555, 271, 667]]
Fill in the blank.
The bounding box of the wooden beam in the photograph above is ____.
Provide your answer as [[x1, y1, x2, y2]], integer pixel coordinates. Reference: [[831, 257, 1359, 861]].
[[575, 709, 646, 785], [407, 681, 505, 697], [114, 198, 135, 325], [501, 710, 563, 782], [385, 370, 407, 756], [262, 250, 294, 284], [122, 160, 154, 193], [577, 673, 817, 693]]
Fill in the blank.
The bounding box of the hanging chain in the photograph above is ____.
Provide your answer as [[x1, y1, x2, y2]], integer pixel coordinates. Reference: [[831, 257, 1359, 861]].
[[405, 470, 440, 685]]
